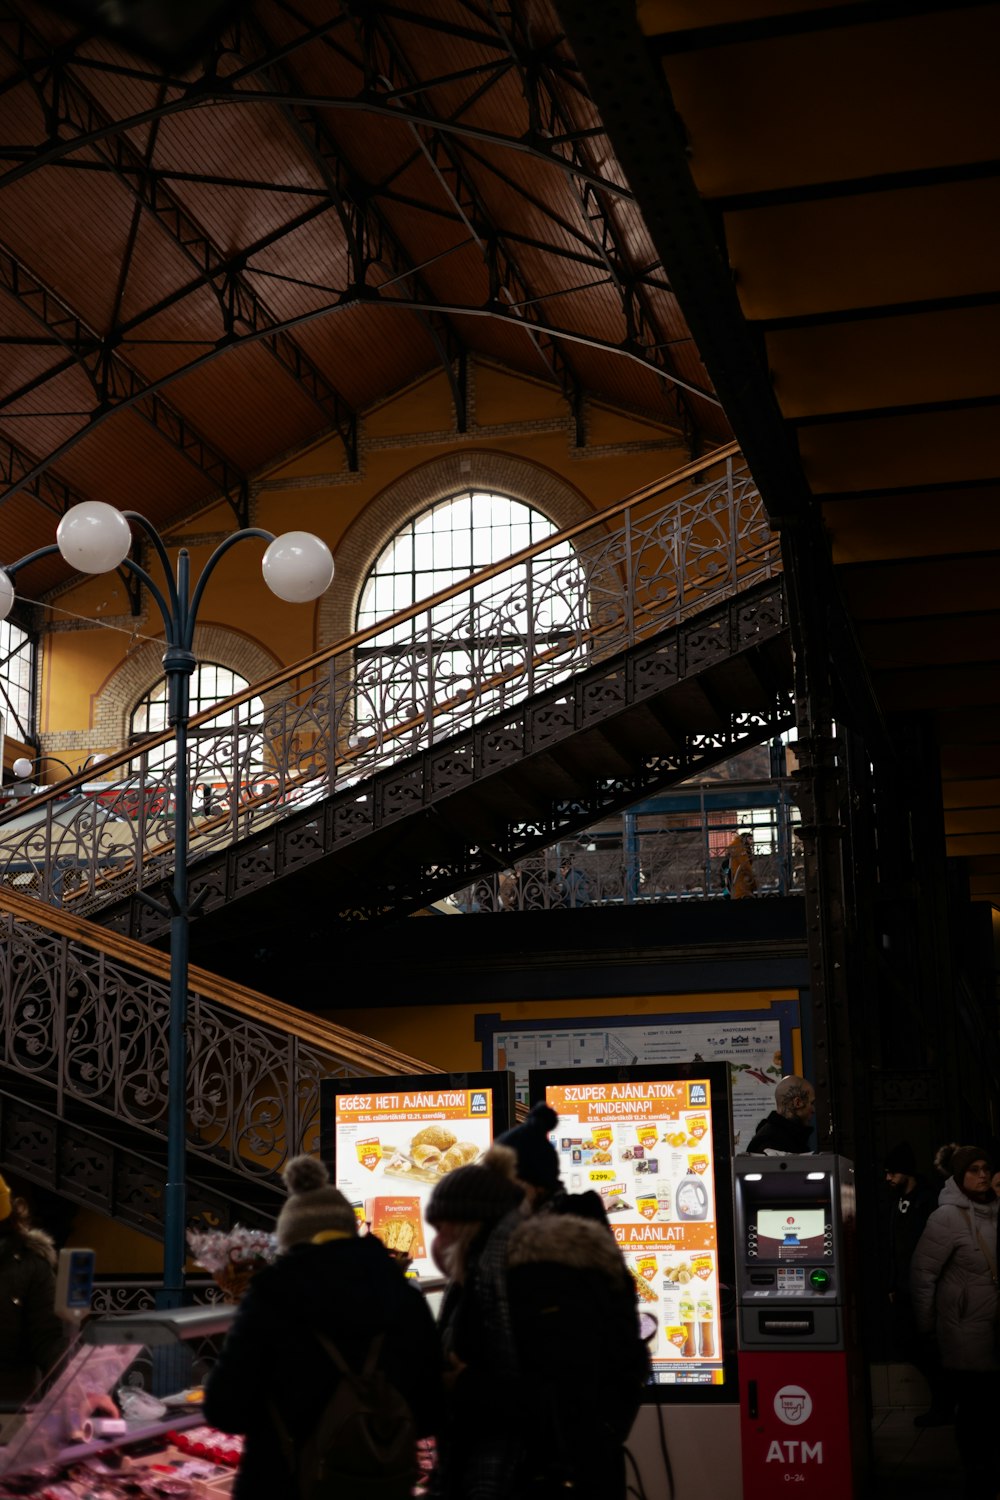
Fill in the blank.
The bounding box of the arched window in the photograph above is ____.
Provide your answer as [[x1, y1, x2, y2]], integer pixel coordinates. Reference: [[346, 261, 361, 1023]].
[[355, 491, 584, 737], [130, 663, 265, 775]]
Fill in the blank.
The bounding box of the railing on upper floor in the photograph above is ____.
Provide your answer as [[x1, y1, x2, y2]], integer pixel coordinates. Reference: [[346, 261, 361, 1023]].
[[449, 778, 803, 911], [0, 888, 442, 1206], [0, 443, 780, 915]]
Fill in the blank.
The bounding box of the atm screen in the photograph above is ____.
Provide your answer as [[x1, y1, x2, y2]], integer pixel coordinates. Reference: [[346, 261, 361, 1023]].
[[755, 1207, 827, 1258]]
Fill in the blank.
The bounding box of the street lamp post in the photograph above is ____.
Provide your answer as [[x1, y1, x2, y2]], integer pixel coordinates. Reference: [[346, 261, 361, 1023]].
[[1, 502, 333, 1305]]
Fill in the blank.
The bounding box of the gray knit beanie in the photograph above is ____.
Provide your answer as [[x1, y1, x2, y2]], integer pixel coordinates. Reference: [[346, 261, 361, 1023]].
[[425, 1143, 524, 1227], [277, 1155, 357, 1250]]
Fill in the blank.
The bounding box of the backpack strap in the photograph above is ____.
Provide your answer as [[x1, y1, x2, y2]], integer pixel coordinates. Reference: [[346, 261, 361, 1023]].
[[268, 1330, 387, 1481], [313, 1328, 386, 1379]]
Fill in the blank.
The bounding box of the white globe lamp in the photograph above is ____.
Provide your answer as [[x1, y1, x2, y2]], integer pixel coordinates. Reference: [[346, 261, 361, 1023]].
[[261, 531, 334, 603], [0, 570, 14, 622], [12, 757, 34, 780], [56, 501, 133, 574]]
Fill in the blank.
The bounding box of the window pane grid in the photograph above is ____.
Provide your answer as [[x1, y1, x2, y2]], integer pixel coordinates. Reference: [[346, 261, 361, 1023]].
[[130, 664, 264, 773], [0, 621, 35, 742]]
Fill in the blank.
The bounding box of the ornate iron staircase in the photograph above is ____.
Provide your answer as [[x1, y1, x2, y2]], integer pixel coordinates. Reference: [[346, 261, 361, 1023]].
[[0, 888, 442, 1237], [0, 446, 792, 979]]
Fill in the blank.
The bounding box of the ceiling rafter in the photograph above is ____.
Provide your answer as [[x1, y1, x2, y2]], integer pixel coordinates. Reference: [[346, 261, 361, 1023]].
[[0, 3, 359, 471], [0, 241, 248, 513], [0, 68, 635, 203], [0, 275, 721, 512], [482, 0, 701, 447], [0, 427, 88, 518], [237, 7, 473, 433], [346, 2, 590, 443]]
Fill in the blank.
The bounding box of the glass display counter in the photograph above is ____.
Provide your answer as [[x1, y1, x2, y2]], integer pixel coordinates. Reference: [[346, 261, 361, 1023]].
[[0, 1305, 238, 1498]]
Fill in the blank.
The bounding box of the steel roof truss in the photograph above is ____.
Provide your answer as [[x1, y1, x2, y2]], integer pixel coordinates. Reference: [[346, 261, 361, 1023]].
[[238, 7, 471, 436], [0, 4, 359, 472]]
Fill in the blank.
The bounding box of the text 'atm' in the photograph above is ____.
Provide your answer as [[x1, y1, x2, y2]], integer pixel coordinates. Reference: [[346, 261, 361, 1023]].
[[734, 1154, 867, 1499]]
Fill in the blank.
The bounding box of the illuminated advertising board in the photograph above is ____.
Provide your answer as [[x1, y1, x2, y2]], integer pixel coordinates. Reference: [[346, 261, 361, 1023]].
[[533, 1064, 735, 1397], [321, 1073, 514, 1281]]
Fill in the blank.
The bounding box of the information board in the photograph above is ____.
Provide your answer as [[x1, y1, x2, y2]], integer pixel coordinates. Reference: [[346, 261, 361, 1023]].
[[542, 1072, 731, 1389], [324, 1073, 513, 1280], [484, 1003, 800, 1148]]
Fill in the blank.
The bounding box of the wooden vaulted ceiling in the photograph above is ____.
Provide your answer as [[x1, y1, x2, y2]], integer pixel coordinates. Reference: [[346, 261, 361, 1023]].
[[555, 0, 1000, 909], [0, 0, 728, 601], [2, 0, 999, 909]]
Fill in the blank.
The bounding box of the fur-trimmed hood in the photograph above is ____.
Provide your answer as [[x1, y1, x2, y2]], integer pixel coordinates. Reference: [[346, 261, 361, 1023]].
[[507, 1210, 626, 1282], [12, 1227, 58, 1268]]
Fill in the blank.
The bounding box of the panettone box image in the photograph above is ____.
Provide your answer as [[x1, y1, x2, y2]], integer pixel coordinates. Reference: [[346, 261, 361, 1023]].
[[370, 1196, 426, 1261]]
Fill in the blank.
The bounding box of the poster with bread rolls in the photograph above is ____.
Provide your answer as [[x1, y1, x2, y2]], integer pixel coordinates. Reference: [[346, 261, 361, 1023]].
[[331, 1081, 503, 1279]]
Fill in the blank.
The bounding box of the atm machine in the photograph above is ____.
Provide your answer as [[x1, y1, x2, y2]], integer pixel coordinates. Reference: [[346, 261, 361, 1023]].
[[734, 1154, 868, 1499]]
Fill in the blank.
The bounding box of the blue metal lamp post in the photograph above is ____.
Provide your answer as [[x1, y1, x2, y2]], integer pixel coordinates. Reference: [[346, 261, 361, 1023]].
[[0, 503, 334, 1305]]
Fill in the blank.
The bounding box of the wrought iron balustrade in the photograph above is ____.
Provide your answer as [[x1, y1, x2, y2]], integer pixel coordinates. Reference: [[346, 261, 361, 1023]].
[[0, 890, 440, 1196], [0, 443, 780, 915], [449, 778, 802, 911]]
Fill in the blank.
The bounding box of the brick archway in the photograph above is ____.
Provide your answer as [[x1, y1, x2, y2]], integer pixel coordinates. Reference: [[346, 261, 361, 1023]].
[[91, 625, 283, 748], [317, 451, 594, 648]]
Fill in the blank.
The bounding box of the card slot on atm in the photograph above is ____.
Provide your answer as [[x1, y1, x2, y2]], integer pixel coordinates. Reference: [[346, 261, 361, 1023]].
[[757, 1313, 815, 1336]]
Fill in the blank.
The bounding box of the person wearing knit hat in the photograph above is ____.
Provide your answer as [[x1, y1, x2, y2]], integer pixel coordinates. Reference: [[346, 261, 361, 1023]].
[[204, 1154, 442, 1500], [0, 1175, 68, 1402], [495, 1102, 610, 1226], [495, 1102, 561, 1199], [911, 1144, 999, 1497], [275, 1154, 357, 1251]]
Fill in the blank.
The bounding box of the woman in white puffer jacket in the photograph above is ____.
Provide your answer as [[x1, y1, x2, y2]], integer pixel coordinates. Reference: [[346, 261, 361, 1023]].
[[911, 1144, 998, 1499]]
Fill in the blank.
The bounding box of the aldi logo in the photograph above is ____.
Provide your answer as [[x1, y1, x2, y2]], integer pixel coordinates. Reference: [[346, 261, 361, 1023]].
[[688, 1084, 707, 1106], [470, 1091, 489, 1115]]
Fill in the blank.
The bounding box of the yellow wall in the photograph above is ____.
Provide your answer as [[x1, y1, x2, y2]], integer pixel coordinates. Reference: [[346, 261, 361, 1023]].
[[38, 361, 692, 741], [65, 1207, 164, 1275]]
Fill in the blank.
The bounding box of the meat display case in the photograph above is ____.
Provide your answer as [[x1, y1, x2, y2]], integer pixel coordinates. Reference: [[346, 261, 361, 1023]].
[[0, 1304, 238, 1498]]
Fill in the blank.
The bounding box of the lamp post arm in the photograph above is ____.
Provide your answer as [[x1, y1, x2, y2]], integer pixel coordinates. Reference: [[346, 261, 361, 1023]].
[[118, 557, 176, 641], [184, 528, 275, 649], [5, 542, 61, 578], [122, 511, 183, 621]]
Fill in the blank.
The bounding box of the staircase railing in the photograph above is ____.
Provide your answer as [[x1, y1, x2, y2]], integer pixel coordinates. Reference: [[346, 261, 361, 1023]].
[[0, 888, 441, 1194], [0, 443, 779, 915], [450, 777, 803, 910]]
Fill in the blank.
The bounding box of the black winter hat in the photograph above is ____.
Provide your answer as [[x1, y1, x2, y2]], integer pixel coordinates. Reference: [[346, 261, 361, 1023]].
[[425, 1143, 524, 1227], [942, 1144, 991, 1186], [884, 1141, 918, 1176], [495, 1102, 561, 1192]]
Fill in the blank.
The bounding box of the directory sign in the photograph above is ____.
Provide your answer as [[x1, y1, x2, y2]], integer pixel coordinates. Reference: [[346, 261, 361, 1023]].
[[533, 1063, 735, 1397], [321, 1072, 514, 1281]]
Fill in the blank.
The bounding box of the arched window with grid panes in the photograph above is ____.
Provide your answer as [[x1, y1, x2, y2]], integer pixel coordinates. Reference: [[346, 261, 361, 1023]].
[[129, 663, 265, 791], [353, 490, 586, 744]]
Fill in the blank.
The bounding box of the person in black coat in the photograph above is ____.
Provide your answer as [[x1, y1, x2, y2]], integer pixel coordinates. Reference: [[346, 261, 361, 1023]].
[[0, 1175, 67, 1405], [883, 1141, 952, 1426], [745, 1076, 816, 1154], [203, 1156, 442, 1500]]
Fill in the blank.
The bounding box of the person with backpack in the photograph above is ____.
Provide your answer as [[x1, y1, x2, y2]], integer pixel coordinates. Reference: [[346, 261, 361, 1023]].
[[203, 1155, 442, 1500]]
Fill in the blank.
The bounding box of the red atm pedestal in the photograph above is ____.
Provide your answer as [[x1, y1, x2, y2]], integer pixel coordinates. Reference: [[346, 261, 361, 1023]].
[[739, 1350, 854, 1499]]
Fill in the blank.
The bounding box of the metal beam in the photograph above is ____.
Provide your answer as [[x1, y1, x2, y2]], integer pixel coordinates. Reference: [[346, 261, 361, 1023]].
[[0, 430, 90, 517], [477, 0, 699, 445], [0, 242, 247, 511], [237, 7, 470, 436], [0, 4, 359, 471], [0, 285, 720, 510], [346, 2, 590, 439]]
